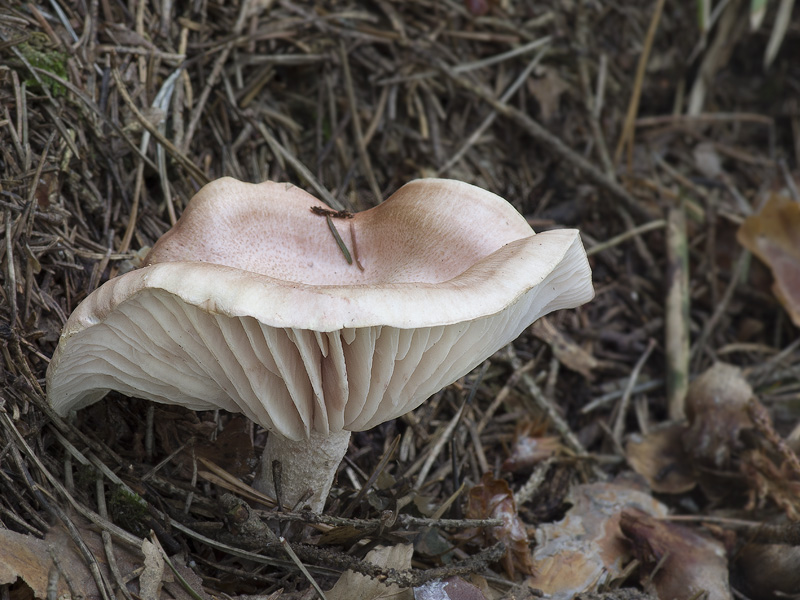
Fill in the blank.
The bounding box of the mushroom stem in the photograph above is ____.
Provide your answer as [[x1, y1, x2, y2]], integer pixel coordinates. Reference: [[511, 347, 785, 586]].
[[253, 430, 351, 512]]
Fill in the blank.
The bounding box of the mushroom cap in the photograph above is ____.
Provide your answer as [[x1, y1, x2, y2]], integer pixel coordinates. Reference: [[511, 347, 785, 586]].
[[47, 178, 593, 440]]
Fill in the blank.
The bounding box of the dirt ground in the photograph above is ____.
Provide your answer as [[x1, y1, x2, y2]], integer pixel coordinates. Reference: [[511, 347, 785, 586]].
[[1, 1, 800, 599]]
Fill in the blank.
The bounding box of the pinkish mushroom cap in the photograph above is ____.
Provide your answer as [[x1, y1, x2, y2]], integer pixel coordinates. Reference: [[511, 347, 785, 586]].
[[47, 177, 593, 509]]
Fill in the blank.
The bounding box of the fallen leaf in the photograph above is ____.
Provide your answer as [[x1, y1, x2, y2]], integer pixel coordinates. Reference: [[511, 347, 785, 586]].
[[33, 171, 57, 209], [737, 193, 800, 326], [530, 482, 668, 600], [140, 539, 165, 600], [502, 419, 561, 473], [414, 576, 488, 600], [620, 510, 731, 600], [527, 67, 570, 121], [628, 363, 753, 495], [630, 363, 767, 502], [0, 527, 89, 600], [465, 473, 535, 578], [735, 542, 800, 599], [318, 524, 365, 546], [632, 363, 800, 515], [626, 422, 696, 494], [0, 519, 209, 600], [686, 362, 753, 457], [326, 544, 413, 600]]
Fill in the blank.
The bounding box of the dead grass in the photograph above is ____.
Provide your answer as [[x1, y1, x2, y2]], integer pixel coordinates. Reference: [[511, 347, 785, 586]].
[[1, 1, 799, 598]]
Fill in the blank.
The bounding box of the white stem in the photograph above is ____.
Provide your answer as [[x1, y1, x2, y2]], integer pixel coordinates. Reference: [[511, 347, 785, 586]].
[[252, 430, 351, 513]]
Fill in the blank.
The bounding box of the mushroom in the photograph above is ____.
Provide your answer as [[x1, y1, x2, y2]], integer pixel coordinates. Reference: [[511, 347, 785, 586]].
[[47, 177, 594, 512]]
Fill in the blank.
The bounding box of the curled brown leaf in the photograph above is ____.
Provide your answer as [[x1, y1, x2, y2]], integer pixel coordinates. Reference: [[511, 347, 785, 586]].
[[465, 472, 535, 578]]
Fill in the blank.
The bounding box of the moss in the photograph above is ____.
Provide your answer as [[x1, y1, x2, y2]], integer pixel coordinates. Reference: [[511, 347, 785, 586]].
[[108, 487, 150, 536], [17, 33, 68, 97]]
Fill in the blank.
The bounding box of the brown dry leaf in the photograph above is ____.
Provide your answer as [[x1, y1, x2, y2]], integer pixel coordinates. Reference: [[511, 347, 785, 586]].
[[326, 544, 413, 600], [318, 524, 365, 546], [735, 542, 800, 599], [737, 193, 800, 326], [0, 520, 209, 600], [531, 318, 598, 379], [626, 422, 696, 494], [140, 539, 165, 600], [465, 473, 535, 578], [527, 67, 570, 122], [620, 510, 731, 600], [414, 576, 489, 600], [628, 363, 757, 500], [0, 527, 97, 600], [632, 363, 800, 515], [33, 171, 58, 209], [530, 482, 667, 600], [685, 362, 754, 471], [502, 419, 561, 473]]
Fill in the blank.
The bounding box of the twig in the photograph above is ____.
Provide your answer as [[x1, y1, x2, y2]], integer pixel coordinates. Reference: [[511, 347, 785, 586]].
[[378, 37, 551, 85], [170, 516, 316, 570], [4, 211, 16, 329], [280, 537, 329, 600], [744, 337, 800, 381], [325, 215, 353, 265], [665, 200, 690, 420], [258, 509, 503, 531], [582, 379, 664, 414], [576, 3, 614, 178], [585, 219, 666, 257], [215, 495, 503, 585], [514, 457, 554, 506], [635, 112, 775, 128], [668, 515, 800, 545], [613, 0, 666, 167], [613, 338, 656, 445], [97, 478, 135, 600], [289, 539, 507, 588], [151, 534, 208, 600], [349, 222, 365, 271], [691, 249, 750, 367]]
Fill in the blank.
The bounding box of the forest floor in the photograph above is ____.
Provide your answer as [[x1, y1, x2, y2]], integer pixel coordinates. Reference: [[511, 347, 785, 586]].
[[1, 1, 800, 599]]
